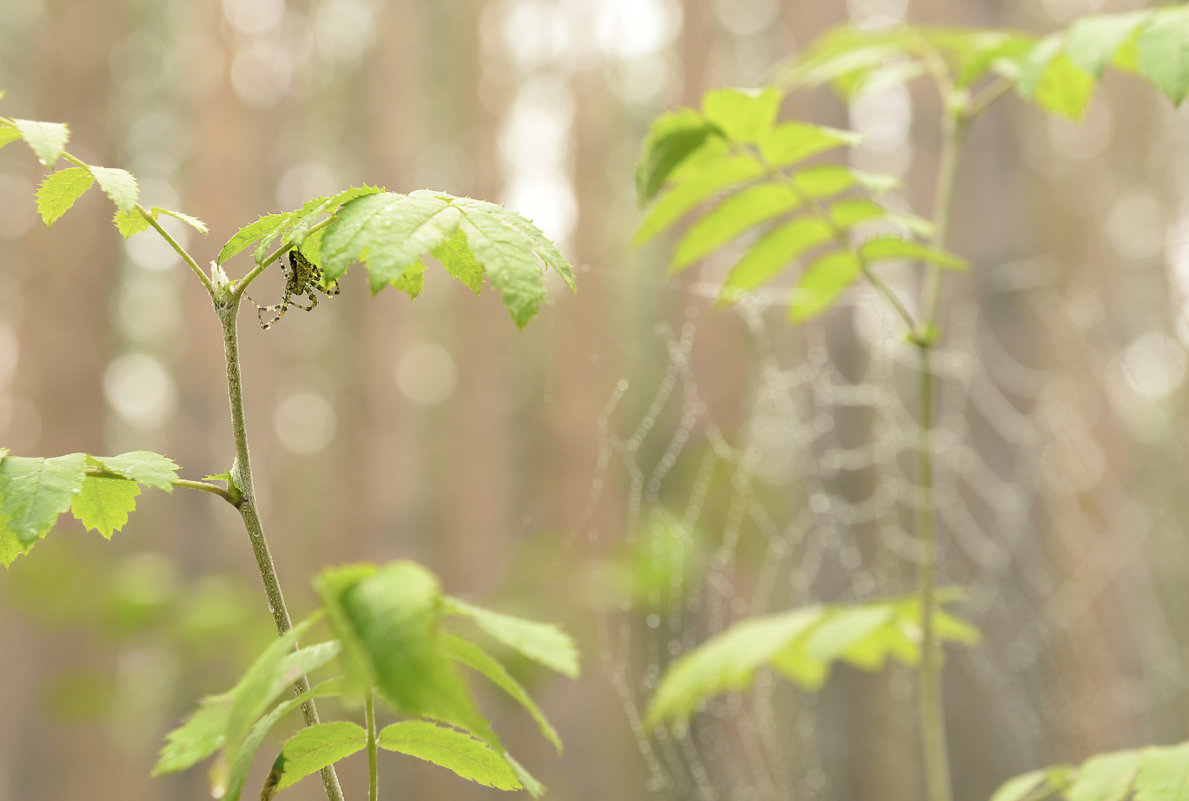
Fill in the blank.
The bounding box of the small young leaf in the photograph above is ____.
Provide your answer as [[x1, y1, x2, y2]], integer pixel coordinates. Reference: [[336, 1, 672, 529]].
[[635, 108, 721, 204], [446, 598, 579, 679], [377, 721, 524, 793], [114, 208, 150, 238], [0, 125, 21, 150], [789, 251, 862, 323], [671, 183, 802, 271], [151, 206, 209, 234], [273, 721, 367, 791], [859, 237, 969, 270], [702, 87, 782, 144], [13, 119, 69, 167], [444, 634, 563, 753], [217, 214, 288, 265], [70, 475, 139, 539], [90, 166, 139, 212], [0, 453, 88, 545], [37, 167, 94, 225], [89, 451, 179, 491], [1136, 6, 1189, 106]]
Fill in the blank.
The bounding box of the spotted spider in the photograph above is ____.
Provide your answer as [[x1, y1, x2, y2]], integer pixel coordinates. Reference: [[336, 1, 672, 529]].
[[249, 248, 341, 330]]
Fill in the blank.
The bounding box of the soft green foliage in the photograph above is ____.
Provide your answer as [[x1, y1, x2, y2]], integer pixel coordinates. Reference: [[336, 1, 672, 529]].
[[160, 560, 567, 799], [989, 742, 1189, 801], [90, 166, 139, 212], [645, 595, 979, 731], [12, 118, 69, 166], [272, 722, 367, 791], [0, 450, 179, 566], [320, 190, 576, 328], [377, 721, 524, 792], [37, 167, 94, 225], [445, 597, 579, 679], [635, 87, 965, 322]]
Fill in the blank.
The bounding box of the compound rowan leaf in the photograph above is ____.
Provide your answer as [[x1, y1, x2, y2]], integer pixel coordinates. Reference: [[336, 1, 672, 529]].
[[635, 154, 766, 245], [789, 250, 862, 322], [859, 237, 970, 270], [635, 108, 721, 204], [71, 475, 139, 539], [671, 183, 802, 271], [0, 453, 87, 545], [702, 87, 782, 143], [272, 722, 367, 791], [218, 214, 289, 264], [377, 721, 525, 793], [37, 167, 94, 225], [445, 598, 579, 679], [13, 119, 69, 167], [720, 217, 833, 300], [90, 166, 139, 213]]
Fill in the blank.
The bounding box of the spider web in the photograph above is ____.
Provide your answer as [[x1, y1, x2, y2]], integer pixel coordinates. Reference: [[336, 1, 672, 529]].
[[576, 253, 1189, 801]]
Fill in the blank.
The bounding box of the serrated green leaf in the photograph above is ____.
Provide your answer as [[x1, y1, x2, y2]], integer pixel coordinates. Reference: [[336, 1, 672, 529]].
[[790, 251, 861, 322], [90, 166, 138, 212], [218, 214, 288, 264], [70, 475, 139, 539], [452, 197, 549, 329], [1065, 11, 1150, 78], [1069, 750, 1142, 801], [225, 637, 340, 750], [152, 206, 208, 234], [154, 694, 233, 775], [635, 154, 766, 245], [388, 258, 426, 298], [0, 126, 21, 150], [377, 721, 524, 793], [859, 237, 969, 270], [719, 217, 833, 300], [1136, 7, 1189, 106], [702, 87, 782, 144], [490, 204, 577, 292], [1135, 743, 1189, 801], [989, 769, 1048, 801], [1019, 37, 1097, 119], [273, 722, 367, 791], [446, 598, 579, 679], [13, 119, 69, 167], [671, 183, 801, 272], [0, 516, 41, 567], [636, 108, 721, 204], [36, 167, 94, 225], [0, 453, 88, 545], [443, 634, 563, 753], [316, 561, 492, 740], [757, 122, 861, 167], [89, 451, 179, 491], [432, 229, 485, 294], [114, 208, 150, 238]]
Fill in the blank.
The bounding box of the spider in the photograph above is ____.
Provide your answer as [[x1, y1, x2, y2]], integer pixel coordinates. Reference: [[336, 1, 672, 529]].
[[249, 248, 341, 330]]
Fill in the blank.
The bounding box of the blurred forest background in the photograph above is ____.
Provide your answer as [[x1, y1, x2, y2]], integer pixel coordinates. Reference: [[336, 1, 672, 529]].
[[3, 0, 1189, 800]]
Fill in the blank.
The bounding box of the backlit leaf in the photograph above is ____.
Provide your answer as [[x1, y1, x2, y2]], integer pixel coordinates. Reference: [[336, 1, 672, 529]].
[[90, 166, 139, 212], [635, 154, 766, 245], [1135, 743, 1189, 801], [1069, 750, 1142, 801], [672, 183, 801, 271], [0, 453, 88, 545], [446, 598, 579, 679], [218, 214, 288, 264], [273, 722, 367, 791], [13, 119, 69, 167], [377, 721, 524, 793], [90, 451, 179, 491], [702, 87, 782, 143], [720, 217, 833, 299], [70, 475, 139, 539], [1136, 6, 1189, 106], [114, 208, 150, 238], [636, 108, 720, 204], [37, 167, 94, 225], [757, 122, 861, 167], [1065, 10, 1150, 78], [0, 126, 20, 150], [152, 207, 208, 234], [790, 251, 862, 322], [859, 237, 969, 270]]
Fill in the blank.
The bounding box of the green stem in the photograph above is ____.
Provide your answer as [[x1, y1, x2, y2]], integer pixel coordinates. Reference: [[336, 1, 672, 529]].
[[366, 692, 378, 801], [136, 203, 213, 294], [215, 295, 345, 801], [919, 106, 968, 338], [232, 216, 335, 298]]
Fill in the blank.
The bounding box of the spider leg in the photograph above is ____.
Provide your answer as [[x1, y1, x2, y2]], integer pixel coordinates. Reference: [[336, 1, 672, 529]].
[[290, 293, 317, 312]]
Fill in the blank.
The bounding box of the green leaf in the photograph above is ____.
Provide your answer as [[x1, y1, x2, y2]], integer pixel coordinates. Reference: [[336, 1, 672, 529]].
[[13, 119, 69, 167], [36, 167, 94, 226], [377, 721, 524, 793], [154, 694, 233, 775], [446, 598, 579, 679], [792, 164, 897, 197], [1069, 750, 1142, 801], [1018, 37, 1097, 119], [859, 237, 969, 270], [0, 453, 88, 545], [443, 634, 563, 753], [635, 108, 721, 204], [790, 251, 862, 322], [0, 126, 21, 150], [218, 214, 287, 264], [387, 258, 426, 298], [151, 206, 208, 234], [988, 769, 1047, 801], [90, 166, 139, 213], [273, 722, 367, 791], [432, 229, 485, 293], [70, 475, 139, 539], [88, 451, 179, 491], [702, 87, 782, 143], [225, 638, 341, 749], [1136, 7, 1189, 106], [635, 154, 766, 245], [114, 208, 150, 238], [757, 122, 861, 167], [316, 561, 490, 739], [1065, 11, 1151, 78], [720, 217, 833, 300], [671, 183, 801, 271], [1135, 743, 1189, 801]]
